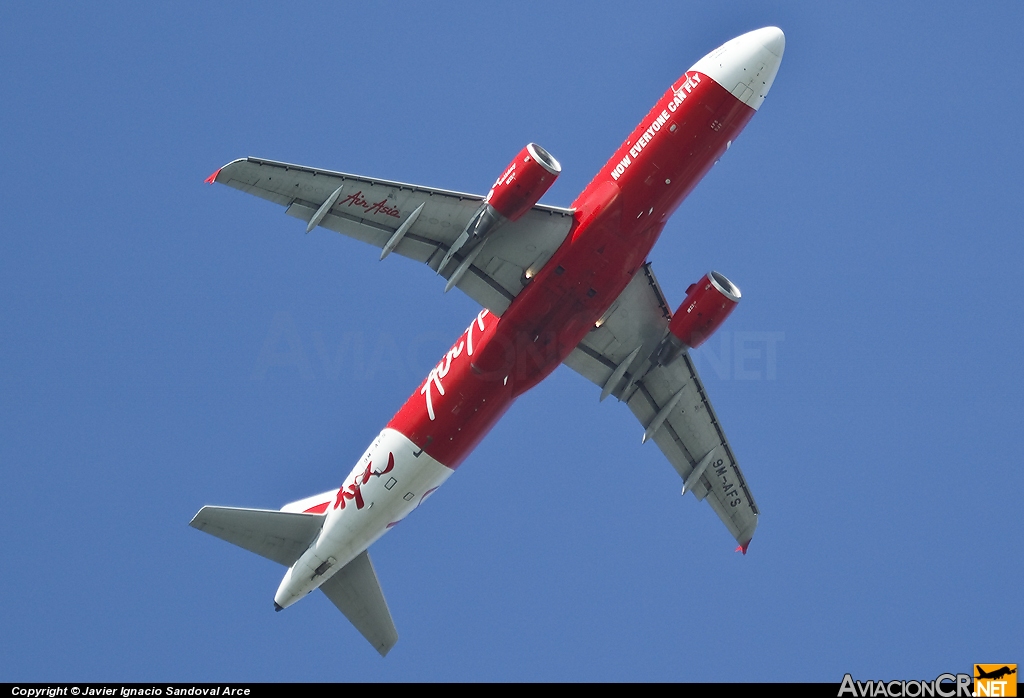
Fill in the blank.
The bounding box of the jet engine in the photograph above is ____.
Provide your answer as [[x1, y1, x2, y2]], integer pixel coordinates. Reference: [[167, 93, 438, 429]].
[[485, 142, 561, 222], [439, 143, 561, 288], [658, 271, 741, 364]]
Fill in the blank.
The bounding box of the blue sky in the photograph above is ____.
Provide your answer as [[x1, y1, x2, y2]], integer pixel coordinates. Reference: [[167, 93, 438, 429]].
[[1, 0, 1021, 682]]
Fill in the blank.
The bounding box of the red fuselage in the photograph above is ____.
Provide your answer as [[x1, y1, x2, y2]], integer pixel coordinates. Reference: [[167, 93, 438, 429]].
[[388, 71, 755, 469]]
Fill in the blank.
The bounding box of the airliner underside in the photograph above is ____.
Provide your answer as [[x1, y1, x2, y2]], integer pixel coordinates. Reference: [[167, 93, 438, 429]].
[[191, 27, 786, 656]]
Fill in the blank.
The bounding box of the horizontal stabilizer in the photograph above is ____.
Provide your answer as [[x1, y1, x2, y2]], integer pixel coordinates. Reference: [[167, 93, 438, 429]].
[[190, 506, 325, 567], [320, 550, 399, 656]]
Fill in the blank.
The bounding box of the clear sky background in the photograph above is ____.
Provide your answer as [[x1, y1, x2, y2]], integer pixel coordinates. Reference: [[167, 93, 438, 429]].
[[1, 0, 1021, 682]]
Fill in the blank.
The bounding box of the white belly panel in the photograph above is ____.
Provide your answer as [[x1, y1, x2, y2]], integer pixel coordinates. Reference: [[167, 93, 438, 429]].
[[274, 428, 451, 607]]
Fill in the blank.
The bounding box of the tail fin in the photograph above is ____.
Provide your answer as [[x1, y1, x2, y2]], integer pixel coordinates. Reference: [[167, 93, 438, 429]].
[[190, 506, 325, 567]]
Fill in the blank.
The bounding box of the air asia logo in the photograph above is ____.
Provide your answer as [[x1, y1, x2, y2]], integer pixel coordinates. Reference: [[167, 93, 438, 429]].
[[339, 190, 401, 218], [490, 161, 517, 192], [420, 310, 489, 420], [974, 665, 1017, 697], [838, 673, 972, 697], [333, 452, 395, 510]]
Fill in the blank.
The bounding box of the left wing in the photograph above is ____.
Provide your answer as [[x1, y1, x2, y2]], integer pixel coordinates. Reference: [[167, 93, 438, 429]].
[[207, 157, 575, 316], [563, 265, 760, 550]]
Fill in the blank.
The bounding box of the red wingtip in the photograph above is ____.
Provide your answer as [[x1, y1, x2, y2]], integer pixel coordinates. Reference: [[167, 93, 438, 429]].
[[204, 167, 222, 184], [735, 540, 751, 555]]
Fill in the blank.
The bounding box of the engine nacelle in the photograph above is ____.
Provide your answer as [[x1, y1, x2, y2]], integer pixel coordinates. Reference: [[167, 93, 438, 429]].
[[485, 142, 561, 223], [437, 143, 562, 287], [659, 271, 741, 363]]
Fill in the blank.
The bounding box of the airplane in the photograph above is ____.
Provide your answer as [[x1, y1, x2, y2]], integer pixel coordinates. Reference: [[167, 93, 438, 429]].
[[191, 26, 786, 656], [976, 666, 1017, 681]]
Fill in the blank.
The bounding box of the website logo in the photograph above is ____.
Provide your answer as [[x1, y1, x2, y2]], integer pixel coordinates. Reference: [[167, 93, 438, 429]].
[[839, 674, 971, 697], [974, 665, 1017, 697]]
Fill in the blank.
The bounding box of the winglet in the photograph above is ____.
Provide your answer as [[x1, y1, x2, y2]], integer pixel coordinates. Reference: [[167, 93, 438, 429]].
[[204, 168, 222, 184], [735, 540, 751, 555]]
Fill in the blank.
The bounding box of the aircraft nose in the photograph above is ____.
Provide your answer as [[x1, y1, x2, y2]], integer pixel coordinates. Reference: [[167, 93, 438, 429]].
[[690, 27, 786, 111], [754, 26, 786, 58]]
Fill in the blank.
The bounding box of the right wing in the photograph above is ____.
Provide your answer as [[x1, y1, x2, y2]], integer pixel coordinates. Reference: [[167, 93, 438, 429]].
[[563, 265, 760, 550], [208, 157, 575, 316]]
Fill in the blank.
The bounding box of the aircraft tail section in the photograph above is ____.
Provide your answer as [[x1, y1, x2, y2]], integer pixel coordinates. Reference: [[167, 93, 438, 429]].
[[190, 505, 399, 655], [319, 550, 399, 656], [190, 506, 325, 567]]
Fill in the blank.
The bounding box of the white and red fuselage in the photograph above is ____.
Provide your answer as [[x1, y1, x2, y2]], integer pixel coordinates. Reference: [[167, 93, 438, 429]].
[[273, 27, 785, 609]]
